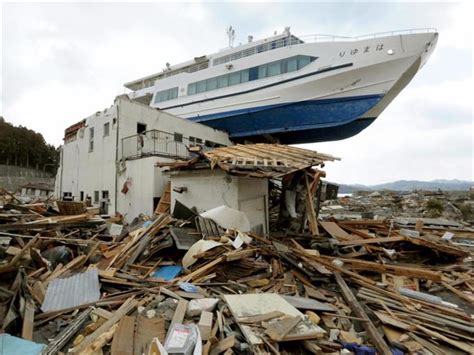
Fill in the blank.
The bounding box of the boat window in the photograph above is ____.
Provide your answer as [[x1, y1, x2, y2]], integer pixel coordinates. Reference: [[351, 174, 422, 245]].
[[188, 83, 197, 95], [243, 47, 256, 57], [196, 81, 207, 93], [231, 52, 242, 61], [154, 87, 179, 103], [267, 61, 281, 77], [257, 43, 269, 53], [229, 72, 241, 86], [217, 75, 229, 88], [241, 69, 250, 83], [286, 57, 298, 72], [207, 77, 218, 91], [212, 35, 304, 66], [297, 56, 311, 69], [188, 55, 317, 95], [249, 67, 258, 81]]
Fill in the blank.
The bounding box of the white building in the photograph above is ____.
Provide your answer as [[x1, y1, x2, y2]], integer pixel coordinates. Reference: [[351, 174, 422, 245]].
[[169, 169, 269, 235], [55, 97, 231, 221]]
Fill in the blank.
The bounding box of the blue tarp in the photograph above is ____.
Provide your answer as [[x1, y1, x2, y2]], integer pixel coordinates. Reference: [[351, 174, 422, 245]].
[[151, 265, 183, 280], [0, 334, 45, 355]]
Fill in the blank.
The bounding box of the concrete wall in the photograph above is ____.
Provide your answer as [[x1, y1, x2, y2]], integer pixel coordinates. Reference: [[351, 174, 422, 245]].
[[170, 169, 269, 234], [116, 156, 175, 219], [56, 97, 231, 222], [0, 164, 55, 192]]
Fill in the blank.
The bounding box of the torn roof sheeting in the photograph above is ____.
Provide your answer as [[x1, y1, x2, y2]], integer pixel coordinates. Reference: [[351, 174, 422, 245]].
[[157, 143, 340, 178], [41, 268, 101, 312]]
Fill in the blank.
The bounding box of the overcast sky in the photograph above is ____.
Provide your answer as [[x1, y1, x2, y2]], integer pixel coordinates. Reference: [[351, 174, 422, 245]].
[[1, 1, 472, 185]]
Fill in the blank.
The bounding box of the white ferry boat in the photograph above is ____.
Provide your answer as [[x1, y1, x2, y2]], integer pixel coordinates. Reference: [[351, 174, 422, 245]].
[[124, 28, 438, 144]]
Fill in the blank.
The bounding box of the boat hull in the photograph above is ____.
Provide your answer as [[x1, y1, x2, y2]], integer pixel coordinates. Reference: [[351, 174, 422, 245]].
[[189, 94, 383, 143], [137, 32, 438, 144]]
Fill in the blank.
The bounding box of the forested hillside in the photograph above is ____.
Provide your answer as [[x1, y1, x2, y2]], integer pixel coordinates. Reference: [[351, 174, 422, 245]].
[[0, 117, 59, 174]]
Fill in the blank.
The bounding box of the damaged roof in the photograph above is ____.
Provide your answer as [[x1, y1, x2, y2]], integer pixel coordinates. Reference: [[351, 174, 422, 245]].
[[158, 143, 340, 178]]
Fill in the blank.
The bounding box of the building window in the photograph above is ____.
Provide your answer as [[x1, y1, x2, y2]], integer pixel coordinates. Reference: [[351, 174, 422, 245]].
[[103, 122, 110, 137], [80, 191, 84, 201], [174, 132, 183, 143], [137, 123, 147, 134], [89, 127, 94, 152], [101, 190, 109, 214], [189, 136, 203, 146], [94, 191, 99, 204]]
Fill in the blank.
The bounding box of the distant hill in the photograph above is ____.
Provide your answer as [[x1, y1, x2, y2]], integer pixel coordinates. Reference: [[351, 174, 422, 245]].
[[0, 117, 59, 174], [336, 179, 473, 193]]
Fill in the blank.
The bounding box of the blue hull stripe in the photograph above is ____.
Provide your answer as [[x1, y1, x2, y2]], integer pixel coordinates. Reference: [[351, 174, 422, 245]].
[[189, 94, 383, 140]]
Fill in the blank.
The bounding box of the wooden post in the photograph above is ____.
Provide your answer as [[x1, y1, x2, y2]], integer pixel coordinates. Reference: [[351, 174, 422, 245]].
[[334, 272, 391, 355]]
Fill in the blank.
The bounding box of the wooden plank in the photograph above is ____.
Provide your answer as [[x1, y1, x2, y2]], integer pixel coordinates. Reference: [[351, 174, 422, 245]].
[[441, 282, 474, 305], [199, 311, 213, 341], [22, 299, 35, 341], [324, 256, 442, 282], [282, 295, 336, 312], [134, 315, 166, 354], [111, 315, 135, 355], [210, 335, 235, 355], [337, 236, 406, 246], [180, 256, 225, 283], [166, 299, 188, 339], [155, 182, 171, 214], [239, 311, 285, 324], [319, 221, 357, 241], [0, 236, 38, 274], [334, 272, 392, 355], [416, 324, 474, 353], [72, 297, 138, 353], [304, 174, 319, 236], [265, 316, 301, 341]]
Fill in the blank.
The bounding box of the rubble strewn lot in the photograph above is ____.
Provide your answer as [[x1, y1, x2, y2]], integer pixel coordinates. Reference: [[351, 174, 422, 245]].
[[1, 186, 473, 354], [322, 189, 474, 223]]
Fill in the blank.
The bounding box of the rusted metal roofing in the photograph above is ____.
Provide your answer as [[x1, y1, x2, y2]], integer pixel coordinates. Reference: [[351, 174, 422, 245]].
[[41, 268, 100, 312], [203, 144, 339, 178]]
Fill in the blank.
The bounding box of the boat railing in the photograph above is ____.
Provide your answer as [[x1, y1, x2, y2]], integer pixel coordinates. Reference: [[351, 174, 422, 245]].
[[298, 28, 437, 43]]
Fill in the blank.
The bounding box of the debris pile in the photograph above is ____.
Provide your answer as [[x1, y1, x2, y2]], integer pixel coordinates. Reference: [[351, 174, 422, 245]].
[[1, 196, 473, 354], [322, 190, 474, 224]]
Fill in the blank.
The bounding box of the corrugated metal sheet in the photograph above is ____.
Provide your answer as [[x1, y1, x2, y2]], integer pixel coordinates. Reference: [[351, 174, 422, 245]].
[[41, 268, 100, 312]]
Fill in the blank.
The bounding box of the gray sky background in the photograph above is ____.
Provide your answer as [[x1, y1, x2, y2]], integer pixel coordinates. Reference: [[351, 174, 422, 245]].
[[1, 1, 472, 185]]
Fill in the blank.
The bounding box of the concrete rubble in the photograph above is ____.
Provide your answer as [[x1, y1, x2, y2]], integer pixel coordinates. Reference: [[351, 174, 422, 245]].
[[0, 146, 473, 355]]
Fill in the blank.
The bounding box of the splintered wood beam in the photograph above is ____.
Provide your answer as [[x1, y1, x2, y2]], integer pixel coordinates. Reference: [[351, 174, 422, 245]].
[[22, 299, 35, 341], [166, 299, 188, 340], [304, 174, 319, 236], [322, 256, 442, 282], [334, 272, 392, 355]]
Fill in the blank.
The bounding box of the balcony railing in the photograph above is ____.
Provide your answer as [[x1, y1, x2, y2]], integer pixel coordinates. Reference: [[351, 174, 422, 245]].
[[121, 129, 192, 160]]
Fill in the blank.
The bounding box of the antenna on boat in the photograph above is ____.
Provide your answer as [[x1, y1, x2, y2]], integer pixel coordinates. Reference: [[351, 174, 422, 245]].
[[226, 26, 235, 47]]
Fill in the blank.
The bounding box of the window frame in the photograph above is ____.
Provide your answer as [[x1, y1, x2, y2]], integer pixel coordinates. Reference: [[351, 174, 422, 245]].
[[103, 122, 110, 137]]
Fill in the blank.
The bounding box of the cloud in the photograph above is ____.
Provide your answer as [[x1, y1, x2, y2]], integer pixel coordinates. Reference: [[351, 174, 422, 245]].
[[299, 76, 473, 185], [1, 2, 472, 185]]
